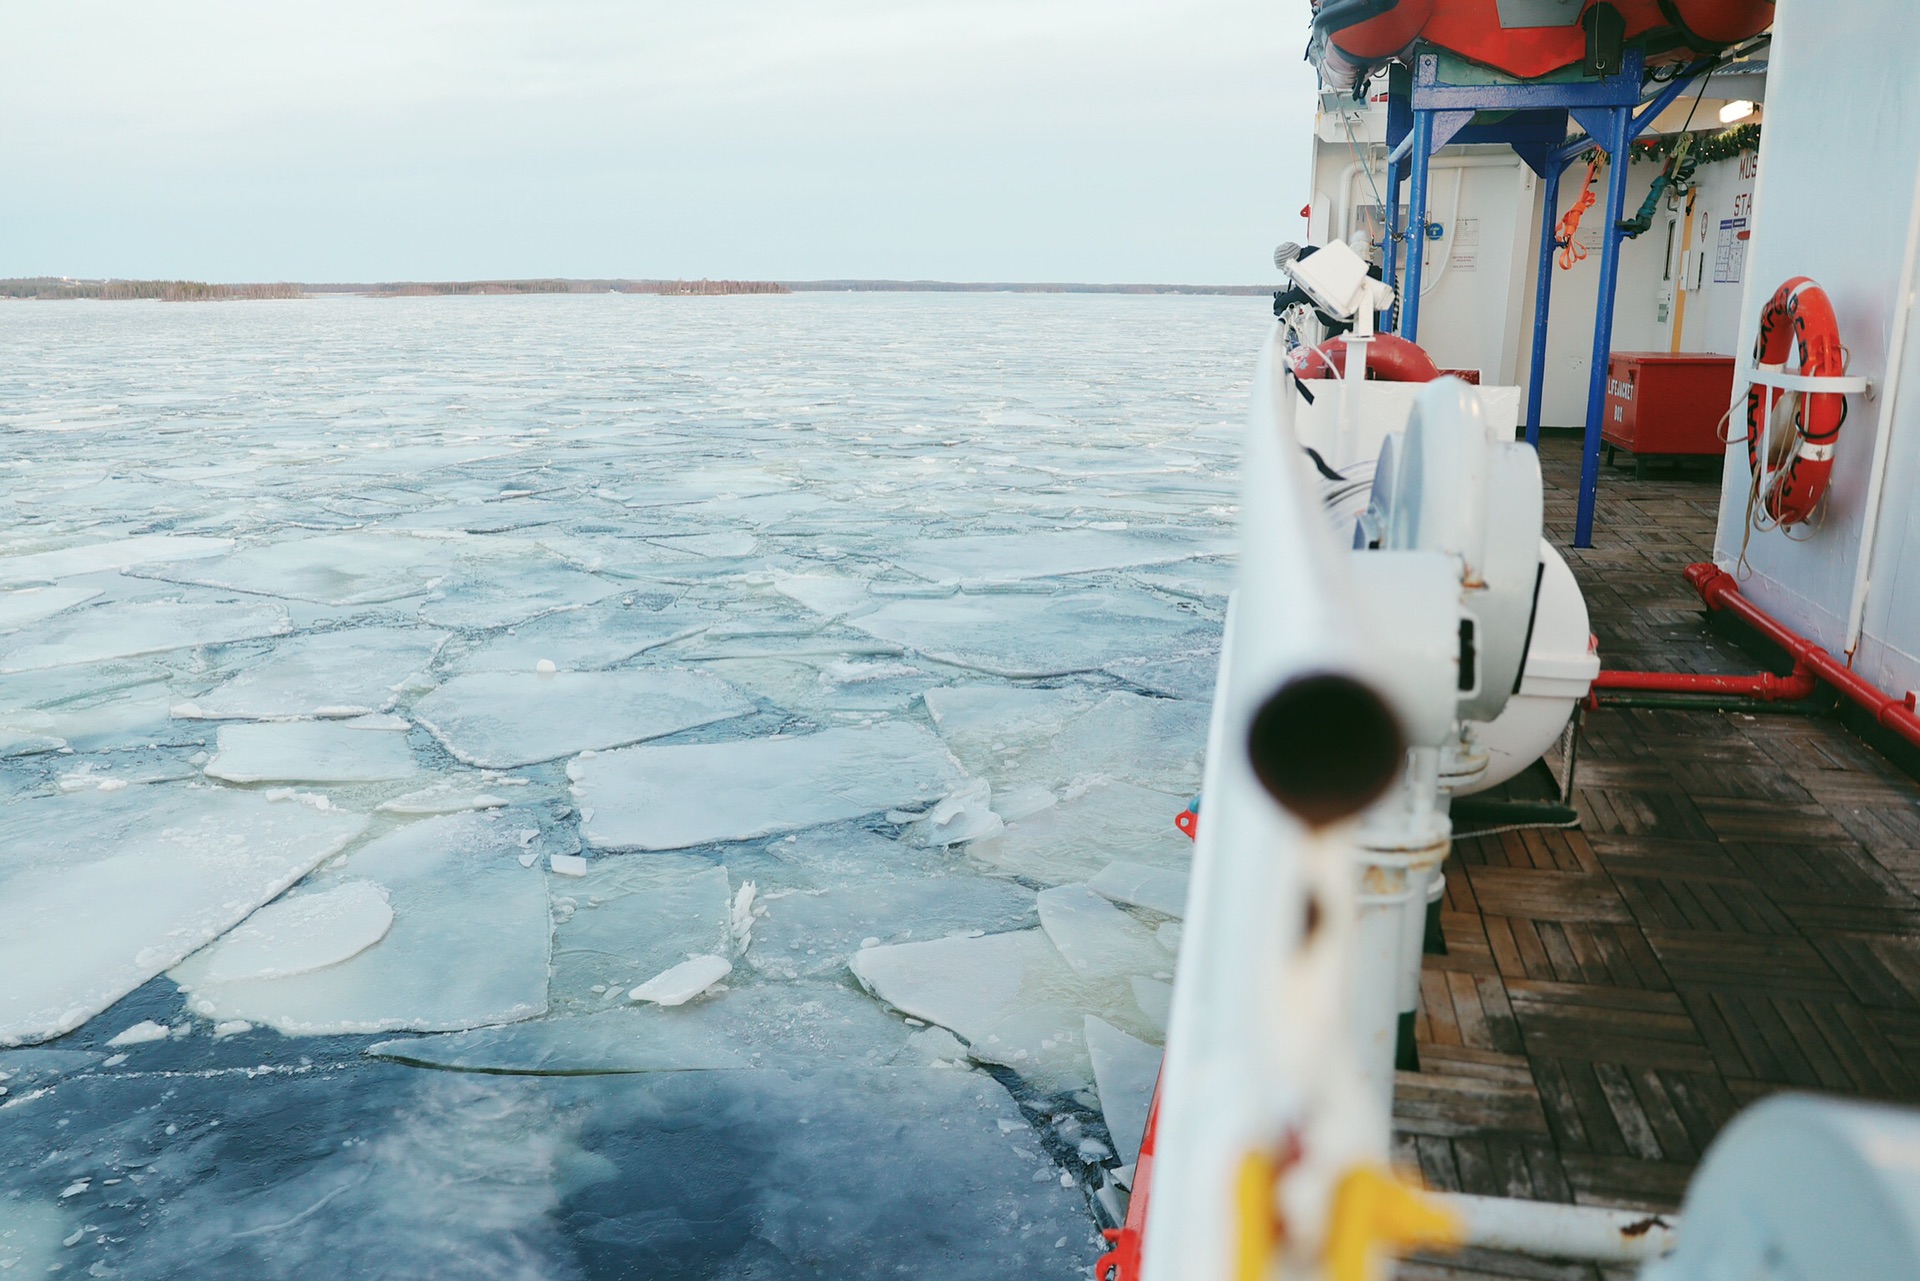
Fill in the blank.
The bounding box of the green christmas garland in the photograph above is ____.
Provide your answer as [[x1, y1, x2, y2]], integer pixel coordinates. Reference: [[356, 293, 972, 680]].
[[1628, 122, 1761, 165]]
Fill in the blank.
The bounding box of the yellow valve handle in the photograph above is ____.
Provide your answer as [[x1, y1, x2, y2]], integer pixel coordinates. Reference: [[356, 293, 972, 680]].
[[1325, 1165, 1461, 1281], [1234, 1151, 1280, 1281]]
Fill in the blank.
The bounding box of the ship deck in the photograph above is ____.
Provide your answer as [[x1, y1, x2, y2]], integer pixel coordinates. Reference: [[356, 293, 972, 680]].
[[1399, 437, 1920, 1279]]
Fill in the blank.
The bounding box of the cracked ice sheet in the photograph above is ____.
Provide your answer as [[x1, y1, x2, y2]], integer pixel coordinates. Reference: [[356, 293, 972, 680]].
[[848, 589, 1208, 678], [569, 721, 967, 851], [0, 585, 101, 631], [3, 1065, 1092, 1280], [0, 786, 366, 1046], [413, 668, 753, 768], [550, 859, 732, 1015], [174, 627, 448, 720], [131, 532, 453, 605], [172, 810, 550, 1036], [0, 599, 290, 673], [925, 687, 1205, 794], [417, 564, 622, 628], [748, 876, 1037, 979], [442, 600, 709, 674], [369, 982, 926, 1072], [968, 780, 1195, 886], [852, 929, 1148, 1094], [0, 533, 232, 586], [204, 720, 420, 784], [1086, 1016, 1161, 1167], [886, 528, 1211, 586]]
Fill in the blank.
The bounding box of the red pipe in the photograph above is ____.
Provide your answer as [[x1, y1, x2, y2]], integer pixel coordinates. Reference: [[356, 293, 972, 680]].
[[1683, 562, 1920, 749], [1592, 665, 1816, 701]]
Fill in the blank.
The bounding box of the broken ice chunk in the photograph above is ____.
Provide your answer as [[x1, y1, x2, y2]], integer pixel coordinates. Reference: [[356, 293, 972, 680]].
[[922, 684, 1095, 778], [413, 668, 752, 768], [774, 572, 874, 621], [1088, 861, 1190, 919], [0, 599, 290, 673], [568, 721, 967, 851], [900, 780, 1005, 847], [1130, 977, 1172, 1033], [1037, 884, 1170, 983], [417, 565, 621, 628], [133, 532, 451, 605], [852, 928, 1150, 1093], [549, 853, 588, 877], [105, 1020, 171, 1047], [204, 720, 419, 784], [747, 876, 1036, 980], [887, 529, 1203, 587], [0, 787, 366, 1045], [1086, 1016, 1161, 1167], [368, 981, 918, 1073], [848, 590, 1205, 679], [198, 881, 394, 983], [0, 585, 101, 632], [444, 601, 709, 675], [549, 861, 731, 1012], [176, 628, 448, 720], [0, 533, 230, 585], [629, 954, 731, 1006], [969, 780, 1192, 886], [1045, 692, 1209, 794], [375, 779, 514, 815], [170, 811, 549, 1036]]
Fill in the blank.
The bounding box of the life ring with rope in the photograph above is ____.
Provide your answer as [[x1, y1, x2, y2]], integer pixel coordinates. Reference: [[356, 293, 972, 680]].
[[1288, 332, 1441, 382], [1744, 277, 1847, 526]]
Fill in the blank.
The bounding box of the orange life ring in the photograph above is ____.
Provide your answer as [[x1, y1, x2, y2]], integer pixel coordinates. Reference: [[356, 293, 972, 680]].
[[1288, 333, 1441, 382], [1745, 277, 1847, 526]]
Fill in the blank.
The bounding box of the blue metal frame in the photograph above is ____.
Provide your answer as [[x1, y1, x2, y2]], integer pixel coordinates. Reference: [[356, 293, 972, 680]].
[[1384, 47, 1715, 547]]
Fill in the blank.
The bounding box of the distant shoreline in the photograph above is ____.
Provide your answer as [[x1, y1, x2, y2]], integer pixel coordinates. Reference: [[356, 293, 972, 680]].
[[3, 276, 1272, 301]]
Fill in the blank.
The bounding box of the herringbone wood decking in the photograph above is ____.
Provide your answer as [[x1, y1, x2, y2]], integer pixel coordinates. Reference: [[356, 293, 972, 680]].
[[1396, 439, 1920, 1280]]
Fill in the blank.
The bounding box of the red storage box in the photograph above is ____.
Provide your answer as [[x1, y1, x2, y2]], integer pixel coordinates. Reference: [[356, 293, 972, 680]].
[[1603, 352, 1737, 459]]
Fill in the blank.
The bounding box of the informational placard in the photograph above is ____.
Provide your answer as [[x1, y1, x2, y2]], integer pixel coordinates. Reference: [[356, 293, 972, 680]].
[[1449, 217, 1479, 272], [1714, 217, 1748, 284]]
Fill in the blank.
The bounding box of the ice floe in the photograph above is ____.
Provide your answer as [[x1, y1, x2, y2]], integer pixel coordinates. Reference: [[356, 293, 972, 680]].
[[968, 779, 1193, 885], [549, 860, 732, 1013], [1085, 1016, 1161, 1167], [849, 589, 1207, 679], [370, 982, 925, 1073], [0, 787, 366, 1045], [171, 810, 550, 1035], [203, 719, 420, 784], [0, 585, 101, 631], [412, 668, 753, 767], [888, 528, 1202, 586], [0, 533, 231, 585], [198, 880, 394, 983], [175, 627, 448, 720], [1036, 884, 1171, 985], [0, 599, 290, 673], [133, 532, 452, 605], [1088, 860, 1190, 919], [628, 954, 731, 1005], [748, 876, 1035, 979], [569, 721, 967, 850]]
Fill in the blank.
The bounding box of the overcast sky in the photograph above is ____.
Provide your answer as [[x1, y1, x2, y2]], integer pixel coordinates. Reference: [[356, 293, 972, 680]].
[[0, 1, 1316, 284]]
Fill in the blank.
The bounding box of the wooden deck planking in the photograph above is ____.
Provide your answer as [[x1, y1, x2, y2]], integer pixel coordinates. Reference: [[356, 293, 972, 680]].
[[1395, 437, 1920, 1279]]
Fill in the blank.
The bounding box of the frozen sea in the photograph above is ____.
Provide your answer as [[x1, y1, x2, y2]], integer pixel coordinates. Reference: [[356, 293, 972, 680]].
[[0, 292, 1257, 1278]]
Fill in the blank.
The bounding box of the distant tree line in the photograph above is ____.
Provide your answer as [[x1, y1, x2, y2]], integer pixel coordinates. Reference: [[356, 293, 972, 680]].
[[1, 278, 302, 301], [371, 279, 790, 297]]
